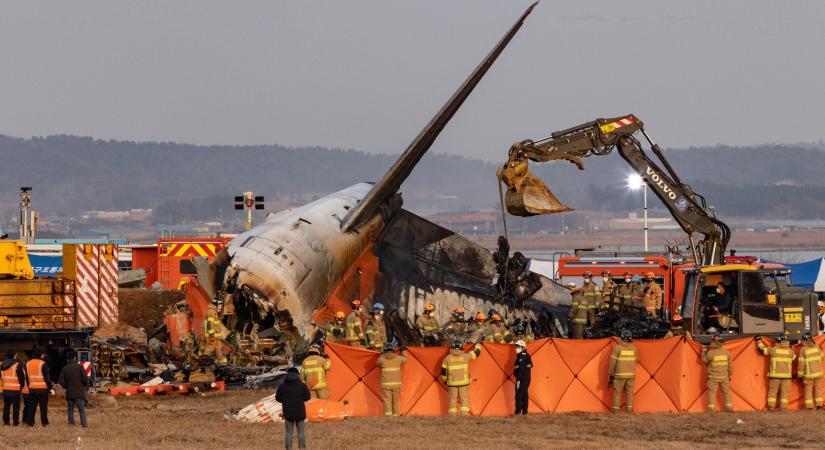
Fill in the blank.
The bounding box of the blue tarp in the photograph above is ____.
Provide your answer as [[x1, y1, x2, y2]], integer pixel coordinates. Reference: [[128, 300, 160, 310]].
[[786, 258, 825, 292], [27, 254, 63, 277]]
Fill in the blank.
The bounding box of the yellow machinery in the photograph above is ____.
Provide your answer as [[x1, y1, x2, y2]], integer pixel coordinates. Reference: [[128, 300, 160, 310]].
[[0, 241, 34, 280]]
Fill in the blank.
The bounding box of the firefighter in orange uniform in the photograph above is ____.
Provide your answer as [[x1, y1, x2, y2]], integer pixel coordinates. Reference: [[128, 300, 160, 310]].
[[301, 344, 332, 400], [1, 351, 25, 426], [702, 333, 733, 412], [441, 340, 482, 416], [345, 300, 366, 347], [376, 343, 407, 416], [24, 348, 53, 426], [609, 330, 637, 413], [756, 333, 796, 411], [797, 332, 824, 410]]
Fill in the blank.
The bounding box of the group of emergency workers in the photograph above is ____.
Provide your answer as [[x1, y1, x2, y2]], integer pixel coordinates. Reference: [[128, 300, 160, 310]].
[[0, 348, 54, 426], [568, 270, 662, 339], [304, 295, 825, 416], [307, 299, 535, 416]]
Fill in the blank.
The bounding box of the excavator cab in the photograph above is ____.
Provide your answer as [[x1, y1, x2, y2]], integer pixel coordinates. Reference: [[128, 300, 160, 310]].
[[680, 265, 818, 342]]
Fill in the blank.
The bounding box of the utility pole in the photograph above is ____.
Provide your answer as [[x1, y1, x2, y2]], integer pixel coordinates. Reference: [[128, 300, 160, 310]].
[[235, 192, 264, 230], [643, 183, 649, 251]]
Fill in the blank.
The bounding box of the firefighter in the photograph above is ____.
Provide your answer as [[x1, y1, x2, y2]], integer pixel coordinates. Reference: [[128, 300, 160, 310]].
[[609, 330, 637, 413], [203, 303, 224, 340], [702, 333, 733, 412], [416, 303, 440, 346], [642, 272, 662, 317], [615, 272, 640, 311], [300, 344, 332, 400], [1, 350, 25, 426], [664, 314, 692, 339], [581, 271, 601, 325], [567, 283, 587, 339], [600, 270, 617, 311], [512, 319, 534, 343], [513, 340, 532, 416], [345, 300, 366, 347], [441, 340, 481, 416], [325, 312, 347, 344], [200, 330, 227, 364], [756, 333, 796, 411], [797, 331, 824, 410], [445, 306, 468, 336], [490, 314, 512, 343], [365, 303, 387, 351], [376, 343, 407, 416], [468, 312, 488, 342]]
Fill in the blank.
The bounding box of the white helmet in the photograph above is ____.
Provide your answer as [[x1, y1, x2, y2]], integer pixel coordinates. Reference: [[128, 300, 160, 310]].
[[515, 340, 526, 348]]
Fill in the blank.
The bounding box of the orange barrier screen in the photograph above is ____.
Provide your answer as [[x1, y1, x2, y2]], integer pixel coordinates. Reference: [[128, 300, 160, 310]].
[[323, 335, 825, 415]]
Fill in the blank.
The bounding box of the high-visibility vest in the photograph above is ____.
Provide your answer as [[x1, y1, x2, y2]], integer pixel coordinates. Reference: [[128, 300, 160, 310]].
[[26, 359, 47, 390], [610, 343, 637, 378], [345, 313, 364, 342], [301, 355, 331, 389], [758, 342, 795, 379], [799, 345, 824, 380], [582, 283, 600, 309], [441, 347, 479, 387], [377, 353, 406, 388], [1, 363, 20, 391]]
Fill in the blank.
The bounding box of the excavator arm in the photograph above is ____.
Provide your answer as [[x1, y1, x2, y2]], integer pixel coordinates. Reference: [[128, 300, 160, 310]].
[[497, 114, 731, 266]]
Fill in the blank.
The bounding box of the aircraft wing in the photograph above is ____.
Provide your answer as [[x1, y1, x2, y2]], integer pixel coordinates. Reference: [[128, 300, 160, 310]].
[[340, 2, 538, 232]]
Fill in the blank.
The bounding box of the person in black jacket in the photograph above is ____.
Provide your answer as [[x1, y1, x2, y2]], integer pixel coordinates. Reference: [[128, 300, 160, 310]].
[[513, 340, 533, 416], [58, 350, 89, 428], [1, 350, 26, 426], [276, 367, 311, 450]]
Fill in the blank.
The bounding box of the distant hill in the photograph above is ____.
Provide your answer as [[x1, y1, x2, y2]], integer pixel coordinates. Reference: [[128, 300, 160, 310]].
[[1, 134, 824, 221]]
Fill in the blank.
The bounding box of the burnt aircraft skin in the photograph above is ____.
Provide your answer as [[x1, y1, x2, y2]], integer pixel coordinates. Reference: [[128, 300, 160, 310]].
[[205, 4, 540, 349]]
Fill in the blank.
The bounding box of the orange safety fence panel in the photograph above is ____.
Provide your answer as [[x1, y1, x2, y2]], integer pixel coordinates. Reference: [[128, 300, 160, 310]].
[[323, 335, 825, 416]]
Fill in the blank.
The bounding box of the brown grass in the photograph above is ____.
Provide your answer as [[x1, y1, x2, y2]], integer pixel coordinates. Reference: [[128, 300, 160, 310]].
[[4, 390, 825, 450]]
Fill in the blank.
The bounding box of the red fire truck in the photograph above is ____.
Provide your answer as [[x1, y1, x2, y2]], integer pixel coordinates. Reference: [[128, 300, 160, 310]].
[[129, 238, 231, 290]]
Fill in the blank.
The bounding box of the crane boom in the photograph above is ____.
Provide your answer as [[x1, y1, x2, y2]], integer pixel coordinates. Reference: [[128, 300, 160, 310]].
[[497, 114, 731, 266]]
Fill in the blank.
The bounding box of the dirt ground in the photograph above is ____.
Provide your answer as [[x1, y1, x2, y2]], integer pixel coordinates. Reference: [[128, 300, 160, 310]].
[[118, 288, 185, 332], [5, 390, 825, 450]]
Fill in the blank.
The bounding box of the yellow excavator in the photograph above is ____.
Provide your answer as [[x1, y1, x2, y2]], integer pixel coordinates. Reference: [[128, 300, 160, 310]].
[[497, 114, 731, 266], [496, 115, 821, 340]]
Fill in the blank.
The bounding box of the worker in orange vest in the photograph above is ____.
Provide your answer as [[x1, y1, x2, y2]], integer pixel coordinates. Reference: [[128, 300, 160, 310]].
[[24, 347, 53, 427], [1, 350, 25, 426]]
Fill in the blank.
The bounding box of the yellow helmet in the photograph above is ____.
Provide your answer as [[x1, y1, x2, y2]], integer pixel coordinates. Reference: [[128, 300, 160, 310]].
[[424, 303, 436, 313]]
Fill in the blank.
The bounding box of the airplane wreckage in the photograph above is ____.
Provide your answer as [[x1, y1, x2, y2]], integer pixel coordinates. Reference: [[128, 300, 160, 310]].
[[193, 3, 564, 354]]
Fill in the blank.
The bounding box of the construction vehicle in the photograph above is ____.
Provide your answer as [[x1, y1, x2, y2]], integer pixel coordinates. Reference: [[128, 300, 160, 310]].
[[498, 115, 818, 341]]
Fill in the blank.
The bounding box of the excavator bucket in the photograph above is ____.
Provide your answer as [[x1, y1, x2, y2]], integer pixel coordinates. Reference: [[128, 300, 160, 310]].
[[497, 162, 573, 217]]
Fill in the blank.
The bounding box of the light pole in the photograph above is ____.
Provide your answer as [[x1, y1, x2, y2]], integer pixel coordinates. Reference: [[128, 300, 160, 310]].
[[627, 175, 648, 251]]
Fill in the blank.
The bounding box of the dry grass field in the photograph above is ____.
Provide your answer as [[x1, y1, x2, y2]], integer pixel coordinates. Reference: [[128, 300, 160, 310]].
[[4, 389, 825, 450]]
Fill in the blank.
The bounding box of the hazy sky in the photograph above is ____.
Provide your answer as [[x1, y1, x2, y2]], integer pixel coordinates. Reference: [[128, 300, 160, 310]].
[[1, 1, 823, 162]]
